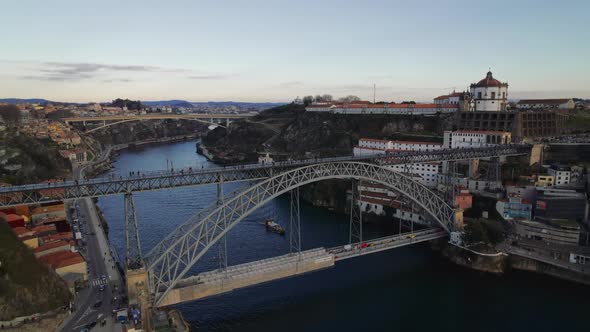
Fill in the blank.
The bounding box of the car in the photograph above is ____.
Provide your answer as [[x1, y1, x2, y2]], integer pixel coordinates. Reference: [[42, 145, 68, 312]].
[[93, 300, 102, 308], [98, 285, 105, 292], [80, 328, 89, 332], [86, 321, 97, 329], [101, 274, 107, 280]]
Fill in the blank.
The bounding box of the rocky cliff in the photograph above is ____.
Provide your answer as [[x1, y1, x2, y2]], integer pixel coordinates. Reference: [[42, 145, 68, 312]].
[[88, 119, 209, 146], [202, 104, 450, 164], [201, 104, 452, 211]]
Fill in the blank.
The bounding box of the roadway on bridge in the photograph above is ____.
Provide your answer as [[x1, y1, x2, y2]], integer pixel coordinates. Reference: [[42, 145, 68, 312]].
[[156, 228, 447, 307]]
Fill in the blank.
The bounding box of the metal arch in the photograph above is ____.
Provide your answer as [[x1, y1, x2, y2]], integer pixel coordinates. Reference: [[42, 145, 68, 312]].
[[146, 162, 456, 307], [83, 118, 226, 134]]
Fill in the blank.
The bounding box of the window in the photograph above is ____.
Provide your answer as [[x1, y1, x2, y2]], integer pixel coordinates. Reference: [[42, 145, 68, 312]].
[[502, 92, 506, 99], [491, 92, 496, 99], [477, 92, 482, 99]]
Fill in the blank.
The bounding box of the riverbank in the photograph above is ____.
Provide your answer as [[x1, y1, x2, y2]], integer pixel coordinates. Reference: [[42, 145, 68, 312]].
[[439, 242, 590, 285], [87, 134, 200, 176]]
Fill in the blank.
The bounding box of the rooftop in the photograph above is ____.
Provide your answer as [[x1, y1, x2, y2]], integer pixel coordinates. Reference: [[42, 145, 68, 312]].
[[39, 251, 85, 269], [470, 71, 508, 88], [517, 98, 572, 105]]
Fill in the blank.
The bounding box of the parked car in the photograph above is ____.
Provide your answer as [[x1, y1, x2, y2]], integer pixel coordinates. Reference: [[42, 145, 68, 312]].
[[93, 300, 102, 308]]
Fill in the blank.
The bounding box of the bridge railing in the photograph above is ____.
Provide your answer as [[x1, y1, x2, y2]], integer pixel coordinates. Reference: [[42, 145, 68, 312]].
[[0, 144, 532, 204]]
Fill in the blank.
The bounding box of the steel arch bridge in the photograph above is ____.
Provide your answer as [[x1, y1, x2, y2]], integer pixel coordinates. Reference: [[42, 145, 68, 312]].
[[82, 117, 227, 134], [145, 161, 458, 307]]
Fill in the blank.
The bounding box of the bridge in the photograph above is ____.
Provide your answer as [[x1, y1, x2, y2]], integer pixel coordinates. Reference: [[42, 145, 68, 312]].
[[1, 145, 532, 312], [62, 113, 254, 133], [0, 145, 530, 207]]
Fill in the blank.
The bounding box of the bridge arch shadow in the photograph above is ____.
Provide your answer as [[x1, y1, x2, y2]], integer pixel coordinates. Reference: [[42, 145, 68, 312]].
[[145, 161, 456, 306]]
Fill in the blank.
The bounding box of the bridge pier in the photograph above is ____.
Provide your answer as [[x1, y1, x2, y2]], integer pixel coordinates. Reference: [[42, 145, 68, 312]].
[[124, 192, 143, 269], [349, 180, 363, 243], [289, 187, 301, 257], [217, 177, 228, 273]]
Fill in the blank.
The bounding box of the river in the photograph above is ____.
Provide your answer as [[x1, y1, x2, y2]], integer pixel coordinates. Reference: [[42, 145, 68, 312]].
[[97, 139, 590, 332]]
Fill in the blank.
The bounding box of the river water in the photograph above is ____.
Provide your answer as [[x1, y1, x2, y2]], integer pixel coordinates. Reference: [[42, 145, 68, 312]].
[[98, 139, 590, 332]]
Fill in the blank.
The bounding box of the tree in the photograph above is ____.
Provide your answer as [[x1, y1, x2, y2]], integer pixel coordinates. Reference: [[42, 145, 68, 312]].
[[0, 104, 21, 126], [401, 101, 416, 104], [313, 94, 334, 103], [302, 95, 314, 106], [338, 95, 361, 103], [111, 98, 143, 110], [463, 221, 489, 244]]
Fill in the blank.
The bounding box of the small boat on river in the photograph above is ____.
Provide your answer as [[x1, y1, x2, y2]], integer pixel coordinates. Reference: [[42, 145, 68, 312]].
[[265, 219, 285, 235]]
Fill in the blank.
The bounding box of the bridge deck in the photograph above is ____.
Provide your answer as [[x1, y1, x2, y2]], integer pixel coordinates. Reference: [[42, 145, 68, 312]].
[[156, 229, 446, 307], [0, 145, 531, 207]]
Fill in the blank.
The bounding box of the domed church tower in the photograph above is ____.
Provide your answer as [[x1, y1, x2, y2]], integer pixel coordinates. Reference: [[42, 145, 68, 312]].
[[470, 70, 508, 111]]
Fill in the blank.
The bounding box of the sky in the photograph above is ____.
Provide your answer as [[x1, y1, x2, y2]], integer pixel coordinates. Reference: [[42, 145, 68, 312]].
[[1, 0, 589, 103]]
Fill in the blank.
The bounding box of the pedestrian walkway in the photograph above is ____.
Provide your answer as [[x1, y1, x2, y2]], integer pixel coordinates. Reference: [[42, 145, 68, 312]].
[[91, 278, 108, 287]]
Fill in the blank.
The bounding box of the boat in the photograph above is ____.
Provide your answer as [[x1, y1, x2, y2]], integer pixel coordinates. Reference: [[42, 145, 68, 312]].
[[265, 219, 285, 235]]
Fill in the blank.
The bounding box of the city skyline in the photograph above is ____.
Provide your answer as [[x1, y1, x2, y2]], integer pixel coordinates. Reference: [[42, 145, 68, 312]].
[[1, 0, 589, 103]]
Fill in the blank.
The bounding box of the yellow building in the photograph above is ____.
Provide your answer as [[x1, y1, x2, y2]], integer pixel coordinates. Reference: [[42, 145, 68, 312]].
[[535, 175, 555, 187], [21, 235, 39, 249]]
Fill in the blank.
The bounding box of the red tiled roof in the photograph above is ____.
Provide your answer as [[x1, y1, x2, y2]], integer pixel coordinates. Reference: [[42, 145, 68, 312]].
[[4, 214, 23, 222], [13, 226, 35, 237], [452, 130, 511, 135], [517, 99, 571, 105], [41, 232, 72, 243], [434, 92, 463, 100], [31, 224, 57, 234], [34, 239, 70, 253], [39, 251, 84, 269], [307, 103, 458, 109], [471, 71, 507, 87]]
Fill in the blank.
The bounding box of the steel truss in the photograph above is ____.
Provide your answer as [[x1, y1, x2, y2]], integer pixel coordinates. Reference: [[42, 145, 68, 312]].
[[0, 145, 531, 207], [124, 192, 142, 269], [289, 187, 301, 256], [145, 162, 457, 307], [349, 179, 362, 243]]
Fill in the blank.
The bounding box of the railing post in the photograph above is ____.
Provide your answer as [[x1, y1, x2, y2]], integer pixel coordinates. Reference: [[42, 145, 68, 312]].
[[290, 186, 301, 258], [124, 192, 143, 269]]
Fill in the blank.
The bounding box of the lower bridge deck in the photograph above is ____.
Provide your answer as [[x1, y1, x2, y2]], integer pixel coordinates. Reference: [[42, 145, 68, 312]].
[[156, 228, 447, 307]]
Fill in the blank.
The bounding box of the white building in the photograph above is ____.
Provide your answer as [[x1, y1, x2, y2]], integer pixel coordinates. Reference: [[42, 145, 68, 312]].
[[354, 138, 442, 187], [434, 91, 465, 105], [443, 130, 512, 149], [516, 98, 575, 110], [469, 71, 508, 111], [547, 164, 571, 186], [306, 102, 458, 115]]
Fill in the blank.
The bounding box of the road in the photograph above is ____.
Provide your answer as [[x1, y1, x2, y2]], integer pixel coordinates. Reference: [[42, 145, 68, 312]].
[[60, 145, 124, 332]]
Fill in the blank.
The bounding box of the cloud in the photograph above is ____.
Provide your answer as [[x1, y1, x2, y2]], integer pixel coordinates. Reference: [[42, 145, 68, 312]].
[[277, 81, 304, 88], [101, 78, 134, 83], [186, 73, 235, 80], [15, 61, 190, 82]]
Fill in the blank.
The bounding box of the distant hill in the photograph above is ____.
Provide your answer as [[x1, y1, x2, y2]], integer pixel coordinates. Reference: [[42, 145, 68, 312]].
[[191, 101, 286, 109], [1, 98, 286, 109], [142, 100, 193, 107], [0, 98, 53, 104]]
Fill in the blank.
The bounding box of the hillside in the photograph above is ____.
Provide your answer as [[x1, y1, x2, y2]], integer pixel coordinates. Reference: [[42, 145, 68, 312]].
[[87, 118, 210, 145], [0, 221, 71, 321], [0, 133, 71, 185], [202, 103, 450, 163]]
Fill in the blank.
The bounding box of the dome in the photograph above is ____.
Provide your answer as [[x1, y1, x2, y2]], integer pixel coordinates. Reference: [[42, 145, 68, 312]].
[[471, 71, 507, 87]]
